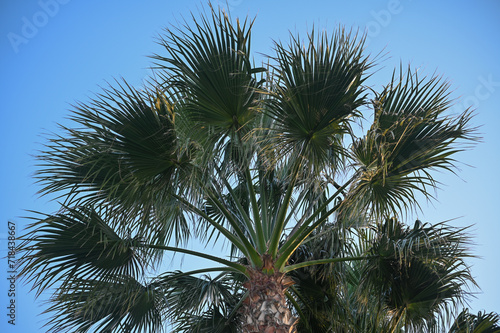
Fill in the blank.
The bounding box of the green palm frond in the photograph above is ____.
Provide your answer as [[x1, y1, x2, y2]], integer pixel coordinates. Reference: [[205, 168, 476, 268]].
[[359, 218, 476, 332], [157, 270, 241, 319], [285, 223, 355, 332], [18, 206, 146, 296], [153, 4, 264, 148], [288, 223, 347, 279], [268, 27, 371, 174], [349, 68, 478, 217], [288, 262, 344, 333], [197, 180, 253, 249], [172, 307, 239, 333], [35, 81, 195, 246], [449, 309, 500, 333], [43, 276, 167, 333], [154, 269, 245, 333], [39, 81, 181, 201]]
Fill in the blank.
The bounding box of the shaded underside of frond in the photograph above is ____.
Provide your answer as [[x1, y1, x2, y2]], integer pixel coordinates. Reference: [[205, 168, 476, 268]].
[[44, 276, 168, 333], [18, 206, 146, 296]]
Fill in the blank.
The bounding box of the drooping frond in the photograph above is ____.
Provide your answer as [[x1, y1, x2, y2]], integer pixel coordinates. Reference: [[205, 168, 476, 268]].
[[35, 81, 195, 246], [157, 270, 242, 319], [449, 309, 500, 333], [43, 276, 168, 333], [286, 223, 351, 333], [18, 206, 146, 296], [359, 218, 476, 332], [155, 269, 245, 333]]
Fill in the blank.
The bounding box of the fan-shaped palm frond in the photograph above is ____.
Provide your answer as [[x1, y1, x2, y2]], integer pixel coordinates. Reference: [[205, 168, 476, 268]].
[[449, 309, 500, 333], [19, 206, 146, 296], [359, 218, 476, 332], [154, 269, 245, 333], [288, 249, 346, 331], [35, 80, 196, 247], [160, 271, 240, 317], [153, 4, 264, 152], [43, 276, 167, 333], [348, 68, 477, 217], [267, 28, 372, 175], [172, 307, 239, 333]]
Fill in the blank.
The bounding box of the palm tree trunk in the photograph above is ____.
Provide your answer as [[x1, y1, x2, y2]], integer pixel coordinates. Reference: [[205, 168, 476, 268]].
[[240, 269, 297, 333]]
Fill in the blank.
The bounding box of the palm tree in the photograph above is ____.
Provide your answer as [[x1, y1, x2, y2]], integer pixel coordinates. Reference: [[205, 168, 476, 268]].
[[156, 218, 479, 333], [147, 219, 483, 333], [449, 310, 500, 333], [19, 4, 479, 333], [289, 219, 477, 333]]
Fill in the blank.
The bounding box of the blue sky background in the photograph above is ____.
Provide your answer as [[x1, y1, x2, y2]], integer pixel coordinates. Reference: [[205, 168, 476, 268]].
[[1, 1, 499, 331]]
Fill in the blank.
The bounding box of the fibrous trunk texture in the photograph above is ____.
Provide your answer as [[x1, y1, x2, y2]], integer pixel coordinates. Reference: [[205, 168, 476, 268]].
[[240, 269, 297, 333]]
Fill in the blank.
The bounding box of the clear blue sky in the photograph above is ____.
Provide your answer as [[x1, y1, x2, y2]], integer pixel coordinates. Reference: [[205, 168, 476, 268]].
[[1, 1, 499, 332]]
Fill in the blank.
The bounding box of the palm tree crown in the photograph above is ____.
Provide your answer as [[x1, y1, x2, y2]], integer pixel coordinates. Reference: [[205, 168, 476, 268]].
[[19, 4, 486, 333]]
